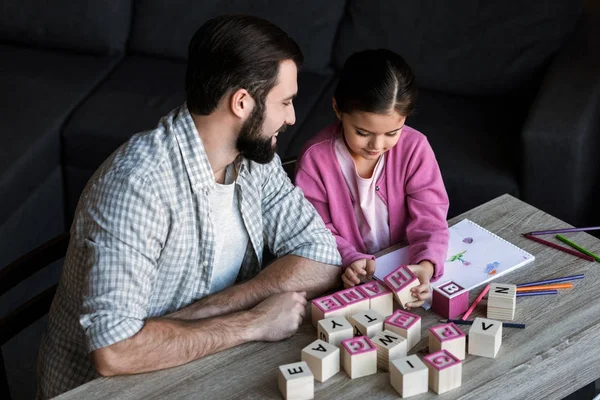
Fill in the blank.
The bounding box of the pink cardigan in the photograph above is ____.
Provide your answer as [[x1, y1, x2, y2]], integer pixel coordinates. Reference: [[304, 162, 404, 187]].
[[295, 122, 449, 281]]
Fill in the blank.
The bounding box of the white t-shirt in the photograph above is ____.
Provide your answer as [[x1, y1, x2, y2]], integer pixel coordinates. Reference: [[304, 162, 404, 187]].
[[208, 163, 249, 294], [335, 136, 390, 254]]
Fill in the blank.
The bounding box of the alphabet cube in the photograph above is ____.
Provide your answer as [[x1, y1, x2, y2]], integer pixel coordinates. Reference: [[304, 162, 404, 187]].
[[468, 317, 502, 358], [487, 283, 516, 320], [357, 281, 394, 317], [311, 294, 347, 327], [317, 316, 354, 347], [278, 361, 314, 400], [384, 309, 421, 350], [431, 281, 469, 319], [390, 355, 429, 398], [350, 309, 384, 338], [423, 350, 462, 394], [334, 287, 370, 317], [383, 265, 419, 308], [428, 323, 466, 360], [341, 336, 377, 379], [301, 339, 340, 382], [371, 329, 407, 371]]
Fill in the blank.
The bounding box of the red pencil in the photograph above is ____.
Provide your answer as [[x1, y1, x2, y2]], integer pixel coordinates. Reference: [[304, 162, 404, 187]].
[[522, 234, 594, 261]]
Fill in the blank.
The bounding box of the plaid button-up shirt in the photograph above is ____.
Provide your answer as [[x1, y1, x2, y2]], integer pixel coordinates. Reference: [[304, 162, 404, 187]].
[[36, 104, 341, 398]]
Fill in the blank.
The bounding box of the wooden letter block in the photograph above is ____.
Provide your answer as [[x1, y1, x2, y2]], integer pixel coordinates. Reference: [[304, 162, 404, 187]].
[[341, 336, 377, 379], [431, 281, 469, 319], [311, 294, 346, 327], [350, 309, 384, 338], [372, 330, 407, 371], [487, 283, 517, 321], [428, 322, 466, 360], [384, 309, 421, 350], [390, 355, 428, 398], [468, 317, 502, 358], [423, 350, 462, 394], [317, 316, 354, 347], [383, 265, 419, 308], [301, 339, 340, 382], [278, 361, 314, 400], [334, 287, 369, 317], [357, 281, 394, 317]]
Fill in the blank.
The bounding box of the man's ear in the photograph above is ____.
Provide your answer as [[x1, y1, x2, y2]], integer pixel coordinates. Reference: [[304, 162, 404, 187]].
[[230, 88, 255, 119], [332, 97, 342, 120]]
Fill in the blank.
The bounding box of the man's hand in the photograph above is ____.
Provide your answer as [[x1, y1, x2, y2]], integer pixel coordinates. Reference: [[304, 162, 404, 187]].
[[405, 260, 435, 309], [251, 291, 307, 341], [341, 258, 376, 288]]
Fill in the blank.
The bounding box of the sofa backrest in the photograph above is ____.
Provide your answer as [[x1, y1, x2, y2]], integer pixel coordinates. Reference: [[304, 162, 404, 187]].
[[0, 1, 133, 55], [129, 0, 346, 74], [334, 0, 583, 95]]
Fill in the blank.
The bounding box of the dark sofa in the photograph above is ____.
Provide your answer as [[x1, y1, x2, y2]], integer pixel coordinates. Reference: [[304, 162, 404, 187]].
[[1, 1, 599, 398]]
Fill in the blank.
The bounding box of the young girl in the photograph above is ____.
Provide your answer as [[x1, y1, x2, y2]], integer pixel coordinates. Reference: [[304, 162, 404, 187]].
[[295, 49, 449, 309]]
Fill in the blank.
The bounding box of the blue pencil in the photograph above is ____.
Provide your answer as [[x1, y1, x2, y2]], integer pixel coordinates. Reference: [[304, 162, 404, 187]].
[[516, 289, 558, 297], [517, 274, 584, 287]]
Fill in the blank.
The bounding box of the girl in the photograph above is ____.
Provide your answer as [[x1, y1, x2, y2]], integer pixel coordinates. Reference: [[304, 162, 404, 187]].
[[295, 49, 449, 309]]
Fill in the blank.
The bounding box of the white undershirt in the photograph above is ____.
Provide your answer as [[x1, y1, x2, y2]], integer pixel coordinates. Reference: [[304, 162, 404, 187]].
[[335, 136, 390, 254], [208, 163, 249, 294]]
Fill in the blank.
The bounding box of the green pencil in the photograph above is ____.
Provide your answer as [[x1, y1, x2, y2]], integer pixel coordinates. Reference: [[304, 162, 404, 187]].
[[556, 234, 600, 262]]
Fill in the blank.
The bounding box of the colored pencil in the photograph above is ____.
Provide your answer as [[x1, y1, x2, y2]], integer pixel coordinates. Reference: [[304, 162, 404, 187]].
[[517, 274, 584, 287], [528, 226, 600, 236], [516, 283, 572, 292], [517, 289, 558, 297], [522, 234, 594, 261], [441, 319, 525, 329], [556, 234, 600, 262], [461, 284, 490, 320]]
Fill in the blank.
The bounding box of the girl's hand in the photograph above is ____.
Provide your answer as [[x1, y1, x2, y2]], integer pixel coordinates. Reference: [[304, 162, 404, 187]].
[[342, 258, 376, 288], [405, 260, 435, 309]]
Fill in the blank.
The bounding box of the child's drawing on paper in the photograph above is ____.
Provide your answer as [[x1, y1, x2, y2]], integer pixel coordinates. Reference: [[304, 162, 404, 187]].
[[447, 250, 471, 266], [485, 261, 499, 276]]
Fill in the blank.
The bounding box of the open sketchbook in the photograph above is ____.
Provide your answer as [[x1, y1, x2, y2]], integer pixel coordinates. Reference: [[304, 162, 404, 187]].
[[373, 219, 535, 291]]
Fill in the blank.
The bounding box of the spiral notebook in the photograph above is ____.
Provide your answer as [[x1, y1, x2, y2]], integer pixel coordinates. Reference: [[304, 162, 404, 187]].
[[374, 219, 535, 291]]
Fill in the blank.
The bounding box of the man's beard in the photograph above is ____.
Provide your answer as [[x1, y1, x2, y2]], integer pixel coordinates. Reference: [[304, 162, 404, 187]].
[[236, 105, 286, 164]]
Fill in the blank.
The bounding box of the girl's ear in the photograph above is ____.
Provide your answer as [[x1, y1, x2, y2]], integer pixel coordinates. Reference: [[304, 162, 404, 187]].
[[332, 97, 342, 121]]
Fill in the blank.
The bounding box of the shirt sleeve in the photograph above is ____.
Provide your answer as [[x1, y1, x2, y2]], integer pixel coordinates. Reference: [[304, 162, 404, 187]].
[[75, 170, 168, 352], [404, 139, 450, 281], [260, 155, 342, 267], [295, 160, 373, 269]]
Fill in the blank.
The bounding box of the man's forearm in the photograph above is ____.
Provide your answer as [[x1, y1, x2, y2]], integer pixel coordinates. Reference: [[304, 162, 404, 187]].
[[170, 255, 340, 321], [91, 310, 259, 376]]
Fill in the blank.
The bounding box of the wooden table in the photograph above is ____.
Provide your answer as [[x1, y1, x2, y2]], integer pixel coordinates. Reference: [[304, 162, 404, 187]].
[[57, 194, 600, 399]]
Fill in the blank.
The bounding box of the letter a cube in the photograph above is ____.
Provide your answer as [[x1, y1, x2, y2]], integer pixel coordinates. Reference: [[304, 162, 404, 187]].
[[384, 309, 421, 350], [301, 339, 340, 382], [431, 281, 469, 319], [428, 323, 466, 360], [468, 317, 502, 358], [278, 361, 314, 400], [357, 281, 394, 317], [423, 350, 462, 394], [311, 294, 346, 327], [317, 316, 354, 347], [350, 309, 384, 338], [334, 287, 369, 317], [383, 265, 419, 308], [390, 355, 428, 398], [341, 336, 377, 379], [372, 329, 407, 371]]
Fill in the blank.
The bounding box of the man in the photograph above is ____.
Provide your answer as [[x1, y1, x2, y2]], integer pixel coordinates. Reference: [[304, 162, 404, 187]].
[[37, 15, 341, 398]]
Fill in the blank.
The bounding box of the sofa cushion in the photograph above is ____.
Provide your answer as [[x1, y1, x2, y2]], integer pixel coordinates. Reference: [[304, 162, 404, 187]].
[[334, 0, 582, 95], [0, 0, 133, 55], [129, 0, 345, 73], [0, 45, 121, 227], [62, 55, 334, 218]]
